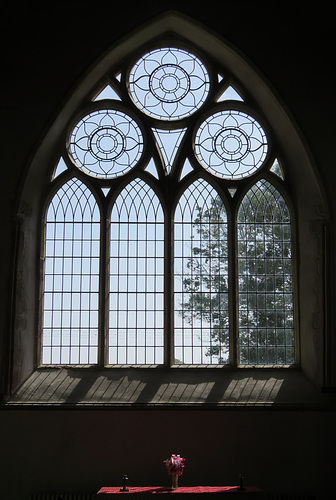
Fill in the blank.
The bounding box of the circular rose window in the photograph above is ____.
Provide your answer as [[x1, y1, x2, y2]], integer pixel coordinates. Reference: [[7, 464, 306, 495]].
[[128, 47, 210, 121], [68, 108, 144, 179], [194, 109, 268, 179]]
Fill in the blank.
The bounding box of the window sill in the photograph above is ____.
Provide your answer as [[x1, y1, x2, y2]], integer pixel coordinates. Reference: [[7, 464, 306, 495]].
[[4, 366, 336, 409]]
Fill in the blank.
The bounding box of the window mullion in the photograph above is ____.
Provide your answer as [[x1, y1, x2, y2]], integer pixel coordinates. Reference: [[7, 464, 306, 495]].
[[165, 202, 173, 367], [228, 203, 238, 367], [99, 204, 108, 367]]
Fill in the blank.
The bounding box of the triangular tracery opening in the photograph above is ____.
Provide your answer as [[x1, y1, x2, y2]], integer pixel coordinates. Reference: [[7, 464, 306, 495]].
[[52, 157, 68, 180], [270, 158, 284, 180], [145, 158, 159, 179], [180, 158, 194, 180], [102, 187, 110, 196], [94, 85, 121, 101], [152, 128, 187, 174], [217, 85, 244, 102]]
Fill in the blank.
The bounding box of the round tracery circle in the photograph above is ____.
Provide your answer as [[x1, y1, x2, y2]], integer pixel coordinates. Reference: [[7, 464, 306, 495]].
[[194, 109, 268, 179], [90, 127, 124, 161], [68, 108, 144, 179], [128, 47, 210, 120], [214, 128, 249, 162], [150, 64, 190, 103]]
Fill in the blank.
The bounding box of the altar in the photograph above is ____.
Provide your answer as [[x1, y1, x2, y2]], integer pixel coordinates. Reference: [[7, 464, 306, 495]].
[[96, 486, 265, 499]]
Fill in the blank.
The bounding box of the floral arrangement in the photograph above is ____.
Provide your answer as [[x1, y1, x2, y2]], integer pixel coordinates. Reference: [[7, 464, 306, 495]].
[[163, 454, 186, 476]]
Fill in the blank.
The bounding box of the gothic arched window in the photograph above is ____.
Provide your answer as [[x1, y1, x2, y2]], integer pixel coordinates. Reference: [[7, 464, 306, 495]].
[[40, 44, 295, 367], [42, 178, 100, 365]]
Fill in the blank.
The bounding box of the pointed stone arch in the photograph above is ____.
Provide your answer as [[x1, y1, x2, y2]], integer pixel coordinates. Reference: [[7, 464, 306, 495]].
[[12, 11, 329, 392]]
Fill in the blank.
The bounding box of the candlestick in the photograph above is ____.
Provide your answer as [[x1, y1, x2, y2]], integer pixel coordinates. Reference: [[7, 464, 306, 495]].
[[120, 474, 129, 492]]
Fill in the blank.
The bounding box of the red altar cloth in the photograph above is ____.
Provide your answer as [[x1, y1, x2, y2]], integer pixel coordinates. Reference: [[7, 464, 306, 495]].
[[96, 486, 264, 497]]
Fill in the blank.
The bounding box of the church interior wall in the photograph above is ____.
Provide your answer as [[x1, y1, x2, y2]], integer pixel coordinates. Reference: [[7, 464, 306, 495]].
[[1, 2, 335, 499]]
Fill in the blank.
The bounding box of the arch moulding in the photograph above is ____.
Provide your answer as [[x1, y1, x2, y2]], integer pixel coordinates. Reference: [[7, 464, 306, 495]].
[[12, 11, 330, 396]]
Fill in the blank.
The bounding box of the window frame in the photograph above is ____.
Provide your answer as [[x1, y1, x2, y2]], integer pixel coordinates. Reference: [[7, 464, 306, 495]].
[[9, 13, 329, 401], [38, 40, 298, 369]]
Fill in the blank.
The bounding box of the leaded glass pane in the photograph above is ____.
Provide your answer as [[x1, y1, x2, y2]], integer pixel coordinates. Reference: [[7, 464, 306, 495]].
[[174, 179, 229, 364], [152, 128, 186, 174], [194, 109, 268, 179], [52, 157, 68, 180], [42, 178, 100, 365], [109, 179, 164, 364], [94, 85, 121, 101], [43, 40, 297, 369], [128, 47, 210, 120], [270, 158, 284, 179], [68, 108, 144, 179], [237, 179, 294, 364], [217, 85, 244, 102]]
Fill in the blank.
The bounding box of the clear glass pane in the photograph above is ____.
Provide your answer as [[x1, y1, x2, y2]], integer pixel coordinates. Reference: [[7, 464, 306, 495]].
[[174, 179, 229, 364], [128, 47, 210, 120], [109, 178, 164, 365], [42, 178, 100, 365], [152, 128, 187, 174], [237, 179, 294, 365], [68, 109, 143, 179], [194, 110, 268, 180]]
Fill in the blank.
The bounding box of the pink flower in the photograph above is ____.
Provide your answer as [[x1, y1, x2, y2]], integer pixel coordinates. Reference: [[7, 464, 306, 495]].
[[164, 454, 186, 476]]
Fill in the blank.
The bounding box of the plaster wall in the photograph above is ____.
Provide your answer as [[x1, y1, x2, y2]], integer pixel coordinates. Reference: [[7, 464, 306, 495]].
[[1, 409, 335, 500]]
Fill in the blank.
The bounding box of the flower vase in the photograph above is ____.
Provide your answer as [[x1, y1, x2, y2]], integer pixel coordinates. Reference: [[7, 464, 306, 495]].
[[171, 474, 179, 490]]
